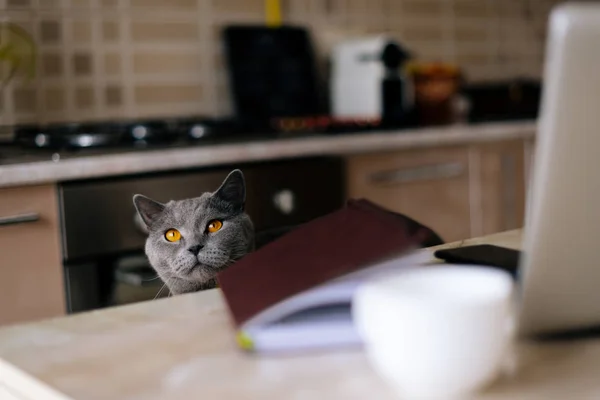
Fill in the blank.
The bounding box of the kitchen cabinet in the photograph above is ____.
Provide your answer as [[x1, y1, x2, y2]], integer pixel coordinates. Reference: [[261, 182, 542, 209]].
[[472, 140, 526, 236], [345, 138, 533, 242], [0, 185, 65, 325], [524, 137, 536, 191], [345, 146, 472, 242]]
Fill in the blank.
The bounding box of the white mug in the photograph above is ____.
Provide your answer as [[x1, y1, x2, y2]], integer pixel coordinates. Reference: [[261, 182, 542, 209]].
[[353, 265, 515, 399]]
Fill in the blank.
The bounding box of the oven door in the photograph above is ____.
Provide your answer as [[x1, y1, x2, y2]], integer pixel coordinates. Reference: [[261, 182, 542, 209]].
[[61, 157, 344, 312], [65, 255, 169, 313], [65, 224, 303, 313]]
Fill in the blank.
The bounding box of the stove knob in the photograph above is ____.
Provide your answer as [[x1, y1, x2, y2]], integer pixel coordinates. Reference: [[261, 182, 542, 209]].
[[190, 124, 207, 139], [273, 189, 295, 215], [132, 125, 149, 140], [34, 133, 49, 147]]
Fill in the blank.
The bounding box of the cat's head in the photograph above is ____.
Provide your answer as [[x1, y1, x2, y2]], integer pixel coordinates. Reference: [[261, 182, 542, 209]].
[[133, 170, 254, 289]]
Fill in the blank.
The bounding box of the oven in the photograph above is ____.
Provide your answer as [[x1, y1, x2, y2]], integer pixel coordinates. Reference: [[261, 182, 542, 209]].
[[58, 157, 344, 313]]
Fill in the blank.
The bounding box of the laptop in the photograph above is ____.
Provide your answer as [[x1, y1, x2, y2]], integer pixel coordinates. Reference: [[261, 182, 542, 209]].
[[518, 3, 600, 336]]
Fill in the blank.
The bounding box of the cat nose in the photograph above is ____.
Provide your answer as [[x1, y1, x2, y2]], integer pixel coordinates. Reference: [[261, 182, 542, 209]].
[[188, 245, 203, 255]]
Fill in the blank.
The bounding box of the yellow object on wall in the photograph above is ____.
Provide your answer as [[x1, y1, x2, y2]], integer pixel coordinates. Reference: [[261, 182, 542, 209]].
[[265, 0, 282, 27]]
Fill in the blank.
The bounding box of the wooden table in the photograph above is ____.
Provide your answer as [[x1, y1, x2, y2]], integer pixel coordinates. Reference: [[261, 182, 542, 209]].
[[1, 230, 599, 399]]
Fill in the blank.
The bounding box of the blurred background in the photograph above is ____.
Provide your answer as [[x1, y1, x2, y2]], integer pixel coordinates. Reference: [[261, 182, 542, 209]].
[[0, 0, 554, 325], [0, 0, 553, 127]]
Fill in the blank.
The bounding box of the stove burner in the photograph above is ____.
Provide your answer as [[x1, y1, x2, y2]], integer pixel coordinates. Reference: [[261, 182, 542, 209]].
[[15, 122, 126, 150], [12, 117, 231, 150], [0, 117, 249, 164]]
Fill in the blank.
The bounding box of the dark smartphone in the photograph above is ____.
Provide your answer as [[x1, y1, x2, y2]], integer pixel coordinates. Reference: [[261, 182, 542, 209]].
[[433, 244, 521, 278]]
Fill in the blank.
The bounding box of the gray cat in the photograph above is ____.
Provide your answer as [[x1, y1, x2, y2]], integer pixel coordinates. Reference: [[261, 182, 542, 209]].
[[133, 170, 255, 295]]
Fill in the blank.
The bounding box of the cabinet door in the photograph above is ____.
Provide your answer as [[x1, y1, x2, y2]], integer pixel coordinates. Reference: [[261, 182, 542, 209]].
[[0, 185, 65, 325], [524, 137, 536, 191], [473, 140, 527, 236], [345, 146, 472, 242]]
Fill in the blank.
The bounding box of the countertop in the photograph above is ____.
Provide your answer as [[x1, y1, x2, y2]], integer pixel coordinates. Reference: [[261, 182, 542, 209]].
[[0, 121, 536, 188], [2, 229, 600, 400]]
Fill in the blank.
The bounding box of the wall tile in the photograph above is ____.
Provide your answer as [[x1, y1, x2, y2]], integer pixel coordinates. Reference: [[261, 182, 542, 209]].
[[456, 52, 490, 66], [70, 0, 92, 8], [72, 21, 92, 43], [454, 26, 488, 43], [7, 0, 31, 8], [13, 88, 36, 113], [104, 53, 121, 75], [105, 85, 122, 106], [453, 0, 489, 18], [403, 0, 444, 17], [73, 53, 93, 76], [403, 26, 444, 42], [44, 88, 65, 112], [211, 0, 263, 14], [416, 44, 452, 62], [133, 53, 201, 74], [213, 53, 225, 70], [134, 84, 202, 105], [39, 20, 62, 44], [130, 0, 197, 8], [75, 86, 94, 109], [102, 20, 119, 42], [100, 0, 118, 7], [41, 53, 63, 77], [131, 21, 197, 42], [346, 0, 368, 14], [40, 0, 63, 8]]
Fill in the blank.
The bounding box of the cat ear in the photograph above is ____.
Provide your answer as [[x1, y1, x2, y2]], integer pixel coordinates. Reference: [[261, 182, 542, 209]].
[[133, 194, 165, 227], [214, 169, 246, 210]]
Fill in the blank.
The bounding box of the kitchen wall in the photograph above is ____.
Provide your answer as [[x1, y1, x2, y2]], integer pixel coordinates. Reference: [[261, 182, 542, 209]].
[[0, 0, 560, 127]]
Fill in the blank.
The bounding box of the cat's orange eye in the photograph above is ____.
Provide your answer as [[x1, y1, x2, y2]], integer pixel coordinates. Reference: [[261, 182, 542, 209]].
[[207, 219, 223, 233], [164, 229, 181, 242]]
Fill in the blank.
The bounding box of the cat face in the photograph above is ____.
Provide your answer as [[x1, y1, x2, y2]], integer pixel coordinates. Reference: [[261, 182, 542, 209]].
[[133, 170, 254, 294]]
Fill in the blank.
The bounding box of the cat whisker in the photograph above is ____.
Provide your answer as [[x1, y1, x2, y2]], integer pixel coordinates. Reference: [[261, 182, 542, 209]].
[[154, 283, 168, 300]]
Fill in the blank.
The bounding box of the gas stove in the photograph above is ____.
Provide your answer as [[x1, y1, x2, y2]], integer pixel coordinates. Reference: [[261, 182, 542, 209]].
[[14, 117, 243, 149], [0, 117, 255, 165], [0, 115, 392, 166]]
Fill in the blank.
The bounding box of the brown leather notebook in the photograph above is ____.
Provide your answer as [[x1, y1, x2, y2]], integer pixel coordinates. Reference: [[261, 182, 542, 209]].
[[217, 198, 442, 353]]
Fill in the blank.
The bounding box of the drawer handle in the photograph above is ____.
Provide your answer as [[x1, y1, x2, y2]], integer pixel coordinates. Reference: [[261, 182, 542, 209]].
[[368, 162, 465, 186], [0, 213, 40, 226]]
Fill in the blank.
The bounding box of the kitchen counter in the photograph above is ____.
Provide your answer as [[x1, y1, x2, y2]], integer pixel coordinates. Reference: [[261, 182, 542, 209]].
[[2, 229, 600, 400], [0, 121, 535, 188]]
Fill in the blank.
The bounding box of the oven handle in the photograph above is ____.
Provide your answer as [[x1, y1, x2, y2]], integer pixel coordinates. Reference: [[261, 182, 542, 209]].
[[0, 212, 40, 226]]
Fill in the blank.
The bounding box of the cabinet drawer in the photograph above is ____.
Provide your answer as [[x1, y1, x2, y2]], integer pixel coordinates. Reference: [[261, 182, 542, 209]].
[[345, 146, 472, 242], [0, 185, 65, 325]]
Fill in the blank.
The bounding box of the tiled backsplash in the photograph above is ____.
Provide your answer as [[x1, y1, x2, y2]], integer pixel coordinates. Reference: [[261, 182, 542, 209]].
[[0, 0, 560, 126]]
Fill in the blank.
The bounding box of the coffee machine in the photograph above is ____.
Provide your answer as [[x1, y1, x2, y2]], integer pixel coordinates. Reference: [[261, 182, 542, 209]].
[[330, 36, 412, 127]]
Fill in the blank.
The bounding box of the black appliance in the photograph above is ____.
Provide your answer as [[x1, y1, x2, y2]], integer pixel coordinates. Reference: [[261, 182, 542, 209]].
[[380, 42, 412, 127], [462, 79, 542, 123], [223, 25, 325, 131]]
